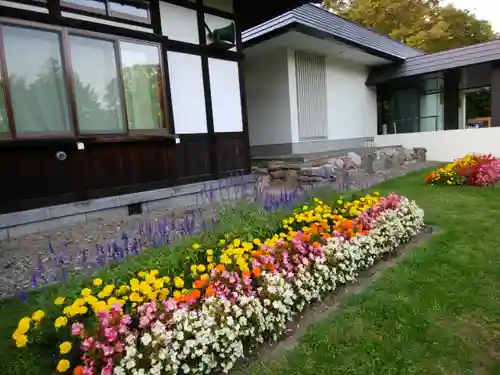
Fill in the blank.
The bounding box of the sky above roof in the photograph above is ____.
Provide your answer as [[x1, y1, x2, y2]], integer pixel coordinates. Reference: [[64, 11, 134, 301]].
[[443, 0, 500, 32]]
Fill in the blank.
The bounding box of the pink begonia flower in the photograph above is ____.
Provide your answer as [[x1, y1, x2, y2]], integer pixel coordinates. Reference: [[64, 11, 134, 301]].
[[71, 322, 84, 336], [81, 337, 95, 351], [104, 327, 118, 342], [102, 345, 114, 357]]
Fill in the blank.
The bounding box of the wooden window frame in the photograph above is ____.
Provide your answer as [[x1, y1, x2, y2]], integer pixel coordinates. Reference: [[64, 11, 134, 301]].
[[60, 0, 151, 25], [0, 18, 170, 141]]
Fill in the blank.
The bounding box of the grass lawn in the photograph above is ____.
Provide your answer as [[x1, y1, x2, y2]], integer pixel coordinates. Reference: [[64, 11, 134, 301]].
[[244, 170, 500, 375]]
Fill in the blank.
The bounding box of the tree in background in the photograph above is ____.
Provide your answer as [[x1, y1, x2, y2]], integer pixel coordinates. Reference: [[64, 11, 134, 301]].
[[322, 0, 498, 52]]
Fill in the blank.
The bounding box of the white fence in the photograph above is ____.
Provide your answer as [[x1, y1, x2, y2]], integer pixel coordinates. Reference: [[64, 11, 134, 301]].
[[375, 127, 500, 162]]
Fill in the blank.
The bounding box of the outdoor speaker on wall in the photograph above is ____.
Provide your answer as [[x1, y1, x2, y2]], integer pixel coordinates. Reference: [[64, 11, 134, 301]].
[[205, 22, 235, 50]]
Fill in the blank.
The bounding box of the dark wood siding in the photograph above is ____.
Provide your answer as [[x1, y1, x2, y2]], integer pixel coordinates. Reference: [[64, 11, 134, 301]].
[[0, 133, 249, 214], [216, 132, 249, 177]]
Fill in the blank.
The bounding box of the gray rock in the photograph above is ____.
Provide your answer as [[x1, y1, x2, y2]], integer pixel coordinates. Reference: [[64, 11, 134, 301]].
[[346, 152, 362, 167], [328, 157, 344, 169], [395, 150, 407, 165], [414, 147, 427, 162], [269, 170, 286, 179], [268, 161, 285, 171], [361, 153, 376, 174]]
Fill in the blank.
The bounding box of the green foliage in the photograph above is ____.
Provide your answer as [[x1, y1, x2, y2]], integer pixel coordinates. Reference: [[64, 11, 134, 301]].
[[323, 0, 498, 52]]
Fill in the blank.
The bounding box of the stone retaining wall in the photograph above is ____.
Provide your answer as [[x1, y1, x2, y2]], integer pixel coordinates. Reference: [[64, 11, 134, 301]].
[[253, 147, 428, 188]]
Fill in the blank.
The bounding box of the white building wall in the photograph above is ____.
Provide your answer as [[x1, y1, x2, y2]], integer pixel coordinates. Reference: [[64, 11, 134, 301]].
[[159, 3, 243, 136], [375, 128, 500, 162], [245, 49, 293, 146], [325, 57, 378, 140]]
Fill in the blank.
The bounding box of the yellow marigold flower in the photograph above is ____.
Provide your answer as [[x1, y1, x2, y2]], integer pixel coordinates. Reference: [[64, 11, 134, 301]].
[[129, 292, 142, 303], [54, 297, 66, 306], [118, 285, 130, 295], [147, 291, 158, 300], [32, 310, 45, 322], [85, 295, 98, 305], [219, 239, 226, 245], [17, 317, 31, 334], [206, 249, 213, 256], [81, 288, 92, 297], [15, 334, 28, 348], [93, 301, 108, 313], [173, 290, 181, 298], [208, 263, 215, 270], [59, 341, 72, 354], [56, 359, 70, 373], [192, 243, 201, 249], [54, 316, 68, 329], [233, 238, 241, 247], [173, 277, 184, 289], [197, 264, 206, 272], [150, 269, 159, 277], [93, 278, 103, 286], [163, 276, 171, 284], [153, 279, 164, 290]]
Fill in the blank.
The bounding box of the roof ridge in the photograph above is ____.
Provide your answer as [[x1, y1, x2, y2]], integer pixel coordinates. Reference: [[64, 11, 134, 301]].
[[298, 3, 424, 55]]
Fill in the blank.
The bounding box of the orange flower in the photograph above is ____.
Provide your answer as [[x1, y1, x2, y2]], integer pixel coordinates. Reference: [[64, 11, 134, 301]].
[[342, 220, 354, 229], [252, 267, 261, 278], [312, 241, 321, 248], [242, 271, 251, 278], [194, 279, 208, 289], [173, 295, 187, 303], [73, 366, 84, 375], [205, 285, 215, 297], [190, 290, 201, 299], [310, 224, 319, 235], [265, 263, 275, 271], [251, 250, 264, 257], [215, 264, 225, 272]]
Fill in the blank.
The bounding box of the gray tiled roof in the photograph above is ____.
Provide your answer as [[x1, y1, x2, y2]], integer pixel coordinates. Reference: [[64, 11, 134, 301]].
[[367, 38, 500, 84], [242, 3, 423, 60]]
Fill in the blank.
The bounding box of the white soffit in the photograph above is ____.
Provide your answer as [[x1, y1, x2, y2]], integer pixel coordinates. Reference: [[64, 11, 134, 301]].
[[245, 31, 392, 67]]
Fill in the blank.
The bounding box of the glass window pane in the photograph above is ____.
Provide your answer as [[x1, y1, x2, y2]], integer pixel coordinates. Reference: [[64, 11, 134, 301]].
[[62, 0, 105, 11], [120, 42, 163, 130], [3, 26, 72, 134], [109, 1, 149, 19], [69, 35, 126, 133], [0, 68, 8, 133]]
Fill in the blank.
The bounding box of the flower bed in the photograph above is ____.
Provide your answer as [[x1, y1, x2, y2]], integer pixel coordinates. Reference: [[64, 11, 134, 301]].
[[11, 192, 424, 375], [425, 154, 500, 187]]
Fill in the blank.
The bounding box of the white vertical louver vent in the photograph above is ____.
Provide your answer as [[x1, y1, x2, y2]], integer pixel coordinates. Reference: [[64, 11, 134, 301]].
[[295, 51, 328, 140]]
